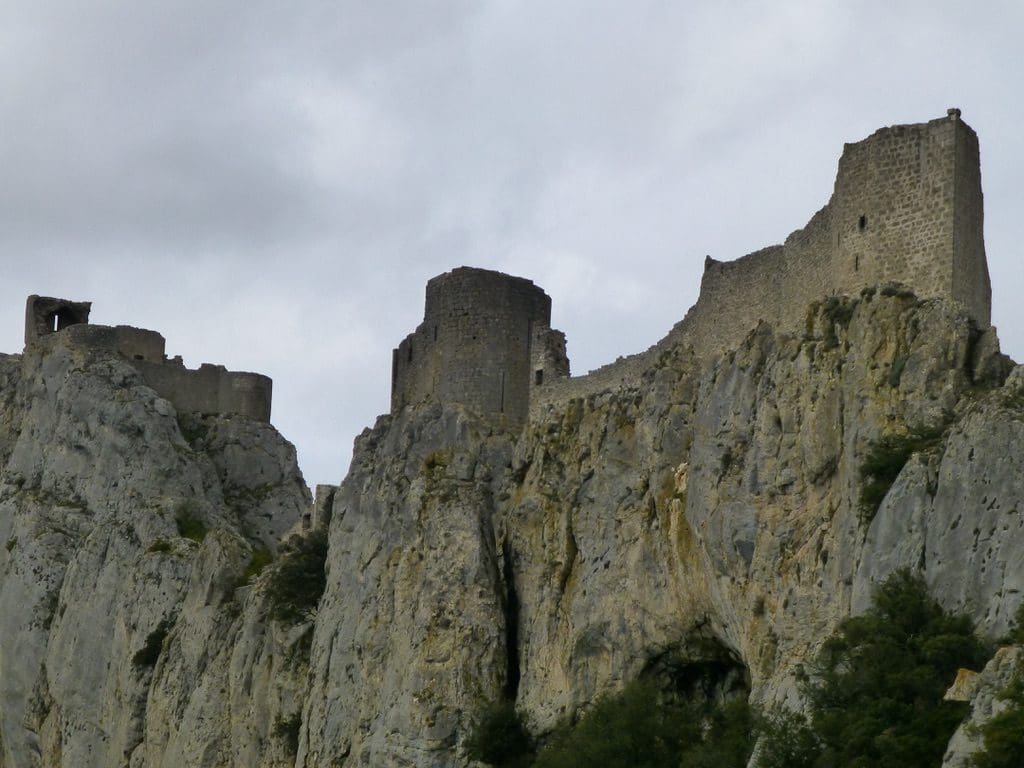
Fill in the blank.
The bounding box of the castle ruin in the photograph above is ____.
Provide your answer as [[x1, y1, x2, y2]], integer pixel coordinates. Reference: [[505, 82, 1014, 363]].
[[391, 110, 992, 428], [390, 268, 568, 429], [24, 295, 273, 422]]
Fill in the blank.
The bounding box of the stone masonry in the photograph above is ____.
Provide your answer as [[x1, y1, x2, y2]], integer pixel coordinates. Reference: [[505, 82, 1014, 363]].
[[23, 295, 273, 422], [392, 111, 993, 428], [391, 267, 568, 429]]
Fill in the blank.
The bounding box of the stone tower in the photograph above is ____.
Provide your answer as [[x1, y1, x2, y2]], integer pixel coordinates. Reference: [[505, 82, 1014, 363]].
[[682, 110, 992, 355], [390, 267, 569, 429]]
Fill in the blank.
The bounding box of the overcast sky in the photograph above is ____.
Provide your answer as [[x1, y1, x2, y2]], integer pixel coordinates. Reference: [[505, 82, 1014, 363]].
[[2, 2, 1021, 489]]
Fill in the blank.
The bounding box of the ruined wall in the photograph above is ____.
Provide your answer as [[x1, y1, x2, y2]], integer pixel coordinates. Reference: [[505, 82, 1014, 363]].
[[952, 118, 991, 325], [24, 295, 91, 345], [391, 267, 555, 428], [392, 114, 991, 428], [62, 324, 166, 363], [531, 111, 993, 416], [677, 111, 990, 357], [23, 299, 272, 422], [131, 360, 271, 421]]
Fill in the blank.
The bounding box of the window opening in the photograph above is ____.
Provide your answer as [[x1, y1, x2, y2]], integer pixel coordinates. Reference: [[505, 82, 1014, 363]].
[[535, 369, 544, 386], [407, 345, 413, 363], [858, 214, 867, 231]]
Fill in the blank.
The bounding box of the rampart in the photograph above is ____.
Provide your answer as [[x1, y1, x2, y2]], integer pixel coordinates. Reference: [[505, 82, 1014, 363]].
[[23, 295, 272, 422], [393, 111, 994, 426]]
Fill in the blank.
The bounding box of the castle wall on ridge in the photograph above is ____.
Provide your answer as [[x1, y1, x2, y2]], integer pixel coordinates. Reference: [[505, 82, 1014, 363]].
[[23, 296, 272, 422]]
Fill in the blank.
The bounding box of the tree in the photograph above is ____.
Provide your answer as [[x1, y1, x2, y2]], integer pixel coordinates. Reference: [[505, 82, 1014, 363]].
[[759, 570, 989, 768]]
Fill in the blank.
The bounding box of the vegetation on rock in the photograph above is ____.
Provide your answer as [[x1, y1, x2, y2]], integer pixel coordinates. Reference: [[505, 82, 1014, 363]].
[[266, 527, 328, 623], [759, 569, 989, 767], [859, 430, 944, 520]]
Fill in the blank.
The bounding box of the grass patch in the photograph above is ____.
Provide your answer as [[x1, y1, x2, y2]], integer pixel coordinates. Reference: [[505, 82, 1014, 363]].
[[423, 450, 450, 472], [239, 546, 273, 585], [132, 619, 172, 668], [859, 428, 944, 522]]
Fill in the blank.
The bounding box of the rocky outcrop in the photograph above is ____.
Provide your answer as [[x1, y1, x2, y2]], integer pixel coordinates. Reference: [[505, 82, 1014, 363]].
[[0, 337, 308, 767], [1, 288, 1022, 767], [942, 646, 1023, 767]]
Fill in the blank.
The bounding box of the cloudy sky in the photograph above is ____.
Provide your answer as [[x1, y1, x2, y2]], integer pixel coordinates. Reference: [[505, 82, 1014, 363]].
[[2, 2, 1021, 488]]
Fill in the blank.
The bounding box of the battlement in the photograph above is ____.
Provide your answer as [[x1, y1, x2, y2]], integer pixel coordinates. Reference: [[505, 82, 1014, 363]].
[[24, 295, 272, 422], [392, 111, 994, 427]]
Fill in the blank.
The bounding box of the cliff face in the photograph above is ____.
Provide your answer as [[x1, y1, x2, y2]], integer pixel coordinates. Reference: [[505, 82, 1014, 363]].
[[1, 288, 1021, 767]]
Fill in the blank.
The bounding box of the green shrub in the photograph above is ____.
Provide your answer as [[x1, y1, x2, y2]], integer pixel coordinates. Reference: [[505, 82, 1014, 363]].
[[681, 698, 755, 768], [465, 700, 534, 768], [176, 413, 210, 444], [175, 502, 208, 543], [147, 539, 173, 554], [971, 667, 1024, 768], [266, 528, 328, 623], [132, 619, 172, 668], [999, 603, 1024, 645], [240, 546, 273, 585], [533, 679, 696, 768], [755, 708, 820, 768], [758, 569, 989, 768], [859, 429, 944, 521], [273, 712, 302, 755]]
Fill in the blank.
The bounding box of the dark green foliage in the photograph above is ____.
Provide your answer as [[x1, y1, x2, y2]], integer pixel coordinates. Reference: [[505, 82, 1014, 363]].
[[465, 701, 534, 768], [999, 603, 1024, 645], [888, 355, 908, 387], [859, 430, 944, 521], [147, 539, 173, 553], [759, 570, 989, 768], [529, 679, 754, 768], [175, 501, 208, 543], [682, 698, 755, 768], [132, 619, 172, 668], [971, 668, 1024, 768], [5, 537, 15, 552], [240, 546, 273, 585], [176, 413, 209, 444], [756, 708, 820, 768], [533, 679, 696, 768], [266, 528, 328, 623], [273, 712, 302, 755]]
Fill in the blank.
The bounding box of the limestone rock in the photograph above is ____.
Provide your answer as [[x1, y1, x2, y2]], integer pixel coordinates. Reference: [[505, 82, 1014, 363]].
[[942, 646, 1023, 767]]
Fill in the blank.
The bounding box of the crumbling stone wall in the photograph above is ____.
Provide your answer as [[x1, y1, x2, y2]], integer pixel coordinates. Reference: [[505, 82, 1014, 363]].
[[133, 359, 272, 422], [530, 111, 993, 418], [23, 298, 273, 422], [391, 267, 556, 428], [24, 295, 91, 345]]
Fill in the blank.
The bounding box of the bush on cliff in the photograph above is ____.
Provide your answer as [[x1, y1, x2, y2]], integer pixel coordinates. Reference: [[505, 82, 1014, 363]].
[[758, 569, 989, 768], [266, 527, 328, 623], [465, 700, 534, 768]]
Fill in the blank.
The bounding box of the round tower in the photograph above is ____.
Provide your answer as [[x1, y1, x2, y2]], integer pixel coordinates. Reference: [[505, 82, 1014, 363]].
[[391, 267, 556, 428]]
